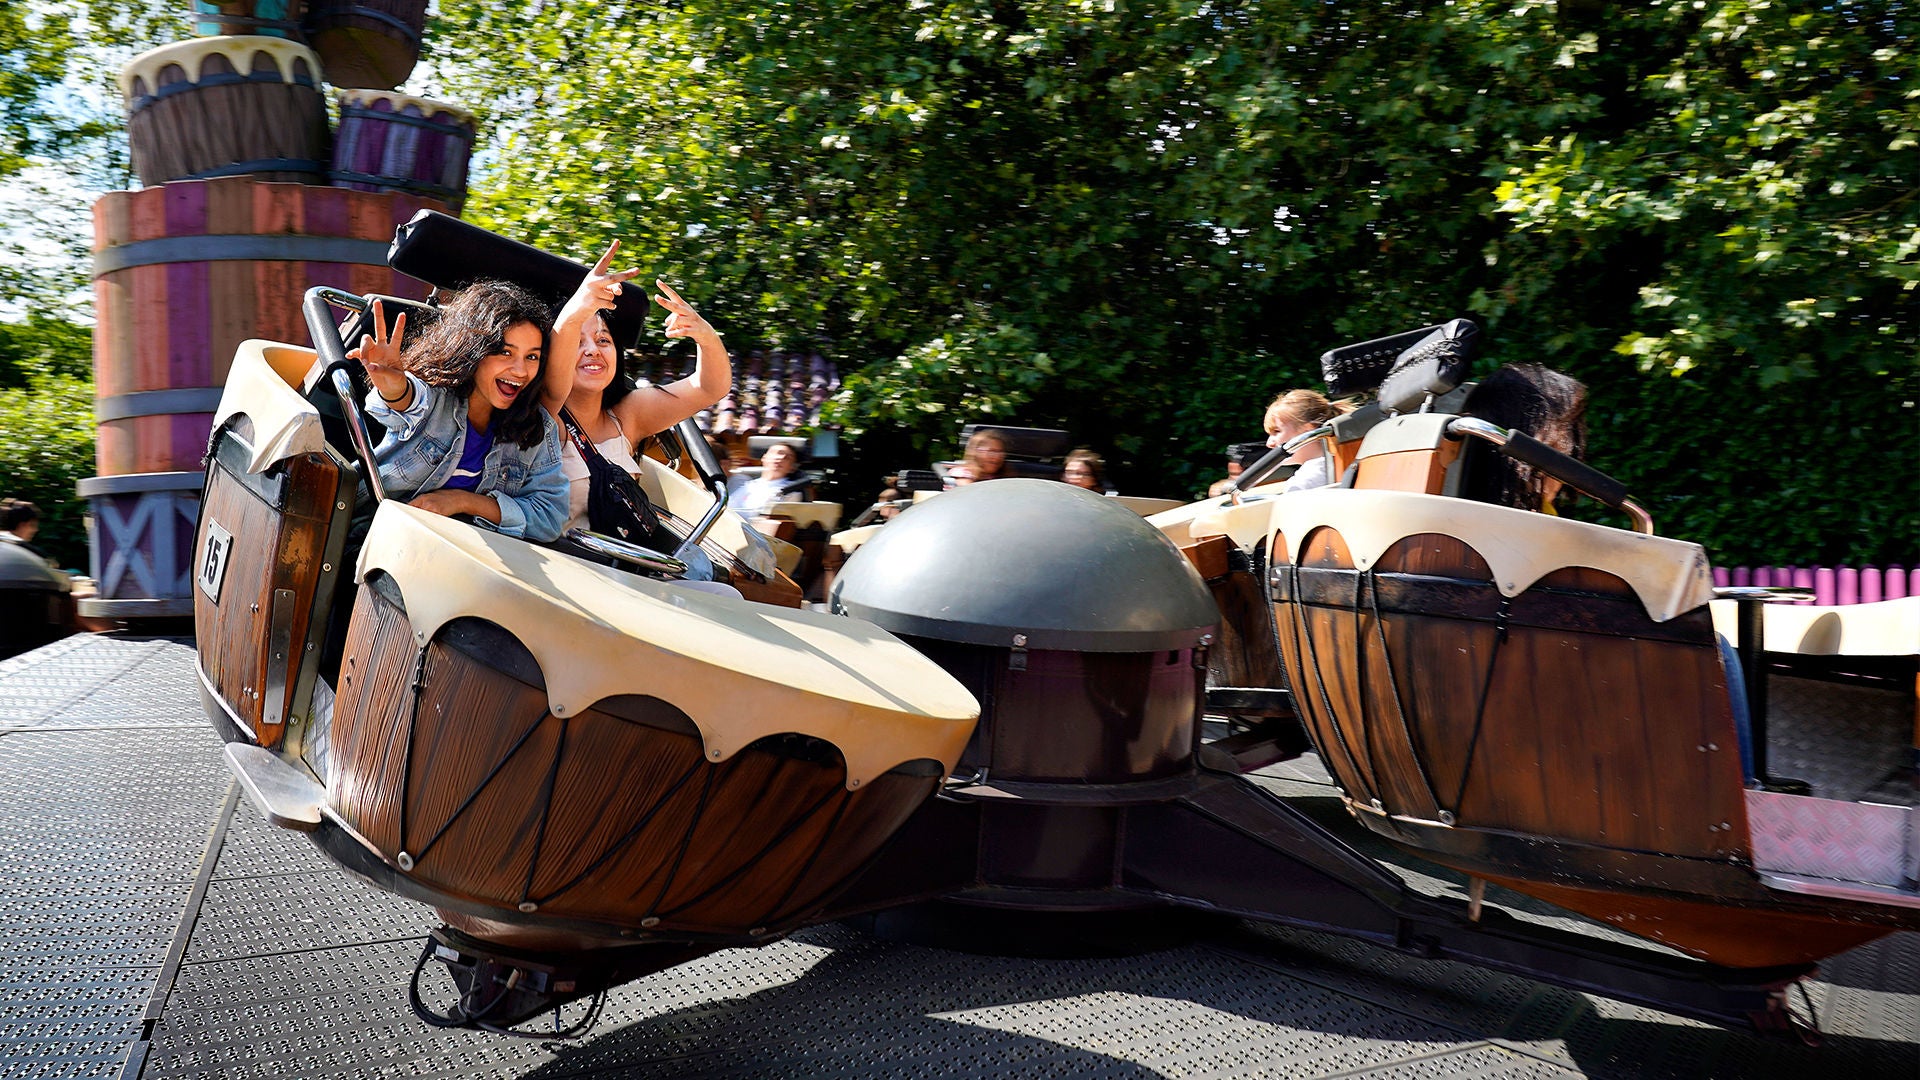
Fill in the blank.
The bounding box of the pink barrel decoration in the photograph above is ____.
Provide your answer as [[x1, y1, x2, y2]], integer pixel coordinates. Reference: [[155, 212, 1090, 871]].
[[1814, 566, 1836, 606], [1862, 567, 1883, 605], [1713, 567, 1730, 589], [1890, 567, 1910, 601], [1732, 566, 1752, 587], [1837, 567, 1858, 607], [329, 90, 476, 212]]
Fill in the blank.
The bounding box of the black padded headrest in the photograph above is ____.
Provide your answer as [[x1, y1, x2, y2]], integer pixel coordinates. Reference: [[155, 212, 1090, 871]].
[[956, 424, 1073, 461], [387, 210, 653, 352], [1225, 440, 1269, 468], [895, 468, 946, 492], [1376, 319, 1482, 416], [1319, 318, 1477, 398]]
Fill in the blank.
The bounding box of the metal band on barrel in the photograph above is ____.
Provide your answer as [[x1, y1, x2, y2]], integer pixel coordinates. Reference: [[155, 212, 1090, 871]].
[[93, 235, 396, 276], [338, 105, 473, 137], [96, 389, 226, 422]]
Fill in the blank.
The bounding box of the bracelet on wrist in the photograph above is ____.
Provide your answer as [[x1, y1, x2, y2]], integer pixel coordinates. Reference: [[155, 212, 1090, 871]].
[[379, 384, 409, 403]]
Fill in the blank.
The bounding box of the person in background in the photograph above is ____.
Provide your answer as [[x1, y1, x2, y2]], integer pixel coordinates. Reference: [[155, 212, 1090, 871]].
[[946, 428, 1007, 487], [1262, 389, 1352, 493], [727, 443, 811, 517], [875, 487, 906, 520], [1, 499, 44, 552], [1061, 449, 1109, 493]]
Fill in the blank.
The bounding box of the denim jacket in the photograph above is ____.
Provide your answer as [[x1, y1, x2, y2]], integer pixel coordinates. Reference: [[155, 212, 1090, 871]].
[[364, 374, 569, 542]]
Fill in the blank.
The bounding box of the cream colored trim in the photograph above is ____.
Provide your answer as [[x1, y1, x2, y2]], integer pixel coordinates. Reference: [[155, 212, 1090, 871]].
[[211, 340, 327, 474], [356, 504, 980, 787], [767, 501, 842, 531], [830, 523, 883, 552], [1255, 489, 1714, 623], [121, 36, 322, 100], [1147, 484, 1289, 548], [1710, 596, 1919, 657], [1111, 495, 1183, 517], [336, 89, 475, 127]]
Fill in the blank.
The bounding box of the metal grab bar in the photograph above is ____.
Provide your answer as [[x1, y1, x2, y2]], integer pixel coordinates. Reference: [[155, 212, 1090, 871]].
[[1445, 417, 1653, 534], [1222, 424, 1336, 504]]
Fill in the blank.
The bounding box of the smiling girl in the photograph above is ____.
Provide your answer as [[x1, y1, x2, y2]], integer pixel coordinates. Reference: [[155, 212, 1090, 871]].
[[539, 242, 732, 537], [350, 281, 571, 541]]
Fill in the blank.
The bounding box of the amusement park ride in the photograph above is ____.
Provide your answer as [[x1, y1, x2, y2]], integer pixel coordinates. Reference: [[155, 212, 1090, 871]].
[[194, 215, 1918, 1042]]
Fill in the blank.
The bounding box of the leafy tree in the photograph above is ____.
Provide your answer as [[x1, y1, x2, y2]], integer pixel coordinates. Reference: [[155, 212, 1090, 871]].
[[0, 355, 94, 570]]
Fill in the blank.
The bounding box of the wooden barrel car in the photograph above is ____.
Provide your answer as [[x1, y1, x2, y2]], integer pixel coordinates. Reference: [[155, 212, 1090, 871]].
[[1168, 409, 1920, 970], [194, 337, 980, 953]]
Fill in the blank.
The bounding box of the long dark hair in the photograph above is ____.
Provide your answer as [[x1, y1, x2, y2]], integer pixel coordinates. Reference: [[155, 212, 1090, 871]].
[[407, 280, 554, 448], [1462, 363, 1588, 510]]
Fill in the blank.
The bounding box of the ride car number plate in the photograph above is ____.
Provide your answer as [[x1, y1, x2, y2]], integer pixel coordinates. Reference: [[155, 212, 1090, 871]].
[[198, 520, 233, 604]]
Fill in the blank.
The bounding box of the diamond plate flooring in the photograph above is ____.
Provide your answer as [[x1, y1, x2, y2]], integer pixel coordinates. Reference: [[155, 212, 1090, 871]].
[[2, 634, 1916, 1079]]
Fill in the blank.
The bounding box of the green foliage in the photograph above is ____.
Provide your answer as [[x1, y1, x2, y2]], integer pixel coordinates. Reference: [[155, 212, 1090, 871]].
[[0, 316, 92, 386], [425, 1, 1914, 563], [0, 356, 95, 570]]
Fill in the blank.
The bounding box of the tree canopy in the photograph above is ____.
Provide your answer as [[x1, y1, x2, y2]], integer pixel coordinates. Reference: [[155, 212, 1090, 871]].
[[424, 0, 1916, 563]]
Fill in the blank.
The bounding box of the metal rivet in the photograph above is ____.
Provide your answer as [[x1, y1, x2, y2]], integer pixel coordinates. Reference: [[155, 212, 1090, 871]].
[[517, 901, 537, 913], [1012, 633, 1027, 647], [848, 778, 860, 789], [1438, 810, 1456, 826], [322, 563, 332, 573], [1199, 633, 1214, 646], [396, 851, 414, 871], [640, 916, 659, 928], [709, 749, 722, 759], [336, 501, 347, 511]]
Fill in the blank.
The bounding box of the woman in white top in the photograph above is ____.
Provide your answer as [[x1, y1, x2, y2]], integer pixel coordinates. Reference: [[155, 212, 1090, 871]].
[[1262, 389, 1352, 492], [541, 242, 731, 535]]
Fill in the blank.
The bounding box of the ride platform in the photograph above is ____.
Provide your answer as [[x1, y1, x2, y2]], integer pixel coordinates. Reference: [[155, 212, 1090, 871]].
[[3, 634, 1916, 1079]]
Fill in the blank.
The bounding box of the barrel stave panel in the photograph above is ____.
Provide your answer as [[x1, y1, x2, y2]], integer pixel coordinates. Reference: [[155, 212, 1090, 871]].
[[1274, 529, 1748, 860], [324, 578, 943, 940], [194, 442, 338, 745]]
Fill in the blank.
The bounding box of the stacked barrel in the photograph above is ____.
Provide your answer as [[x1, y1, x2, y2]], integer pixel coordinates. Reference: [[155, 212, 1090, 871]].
[[83, 3, 474, 620]]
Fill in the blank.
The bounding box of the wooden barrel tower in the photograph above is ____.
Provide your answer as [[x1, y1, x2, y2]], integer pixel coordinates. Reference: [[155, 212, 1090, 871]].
[[83, 178, 444, 619]]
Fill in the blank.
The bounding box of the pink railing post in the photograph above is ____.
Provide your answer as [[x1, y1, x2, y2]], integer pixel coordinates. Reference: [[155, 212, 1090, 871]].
[[1887, 566, 1908, 601]]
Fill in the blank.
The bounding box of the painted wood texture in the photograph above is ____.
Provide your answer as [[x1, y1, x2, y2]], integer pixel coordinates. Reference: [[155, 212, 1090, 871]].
[[192, 436, 340, 747], [92, 179, 444, 477], [301, 0, 428, 90], [328, 582, 937, 945], [1482, 872, 1891, 969], [124, 47, 328, 186], [1183, 535, 1286, 692], [1272, 529, 1749, 859]]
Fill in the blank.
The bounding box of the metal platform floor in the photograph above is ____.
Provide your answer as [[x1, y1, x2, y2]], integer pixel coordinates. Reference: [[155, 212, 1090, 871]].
[[2, 633, 1916, 1079]]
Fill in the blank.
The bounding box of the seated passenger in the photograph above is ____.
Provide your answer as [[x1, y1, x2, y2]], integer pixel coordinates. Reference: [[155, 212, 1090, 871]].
[[1061, 448, 1110, 493], [1263, 389, 1352, 492], [727, 444, 811, 517], [945, 428, 1007, 487], [537, 242, 732, 537], [1460, 363, 1588, 512], [349, 283, 569, 542]]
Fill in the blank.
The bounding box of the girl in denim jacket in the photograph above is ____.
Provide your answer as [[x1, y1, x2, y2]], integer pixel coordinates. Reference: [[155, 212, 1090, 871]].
[[349, 281, 570, 542]]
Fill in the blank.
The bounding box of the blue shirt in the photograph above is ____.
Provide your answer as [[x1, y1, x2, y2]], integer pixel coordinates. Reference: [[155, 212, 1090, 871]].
[[440, 421, 494, 492]]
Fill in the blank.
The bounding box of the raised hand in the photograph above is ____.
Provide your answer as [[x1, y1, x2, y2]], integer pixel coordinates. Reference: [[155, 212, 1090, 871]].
[[654, 280, 717, 343], [346, 298, 409, 403], [557, 240, 644, 328]]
